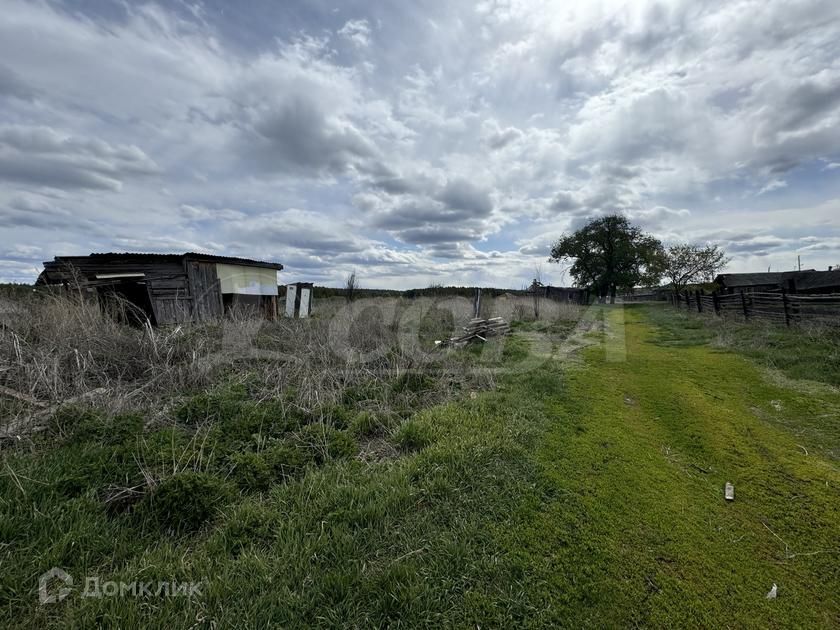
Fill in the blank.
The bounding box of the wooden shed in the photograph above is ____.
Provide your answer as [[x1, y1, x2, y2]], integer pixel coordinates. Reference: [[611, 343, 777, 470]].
[[714, 272, 802, 294], [37, 252, 283, 325], [529, 281, 588, 304], [789, 270, 840, 294], [714, 270, 839, 295]]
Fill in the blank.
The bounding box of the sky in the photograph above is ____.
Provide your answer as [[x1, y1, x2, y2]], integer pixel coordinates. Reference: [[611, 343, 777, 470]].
[[1, 0, 839, 288]]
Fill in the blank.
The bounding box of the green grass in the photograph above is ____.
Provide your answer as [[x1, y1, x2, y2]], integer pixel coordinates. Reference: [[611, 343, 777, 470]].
[[1, 306, 838, 627], [502, 306, 840, 626], [641, 303, 840, 386]]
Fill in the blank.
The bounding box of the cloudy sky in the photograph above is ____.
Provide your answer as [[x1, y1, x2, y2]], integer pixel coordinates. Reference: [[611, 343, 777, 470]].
[[2, 0, 840, 287]]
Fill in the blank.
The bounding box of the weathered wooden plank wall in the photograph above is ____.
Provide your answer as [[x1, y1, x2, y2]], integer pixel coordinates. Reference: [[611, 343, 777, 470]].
[[186, 260, 223, 321]]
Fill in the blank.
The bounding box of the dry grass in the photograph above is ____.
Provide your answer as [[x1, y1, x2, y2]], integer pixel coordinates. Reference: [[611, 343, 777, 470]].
[[0, 290, 583, 437]]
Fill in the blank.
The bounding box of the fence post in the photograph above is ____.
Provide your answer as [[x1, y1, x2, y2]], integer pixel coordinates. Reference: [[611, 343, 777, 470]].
[[712, 291, 721, 316], [684, 290, 690, 310], [740, 290, 749, 320], [781, 290, 791, 327], [695, 290, 703, 313], [474, 287, 482, 318]]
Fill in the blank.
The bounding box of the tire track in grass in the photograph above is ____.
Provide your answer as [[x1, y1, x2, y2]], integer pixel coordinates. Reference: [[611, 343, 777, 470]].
[[505, 306, 840, 628]]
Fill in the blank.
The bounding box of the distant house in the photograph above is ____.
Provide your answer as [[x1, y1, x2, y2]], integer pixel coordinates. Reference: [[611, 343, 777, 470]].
[[529, 280, 588, 303], [37, 252, 283, 324], [714, 269, 840, 294], [790, 269, 840, 294], [714, 272, 799, 294]]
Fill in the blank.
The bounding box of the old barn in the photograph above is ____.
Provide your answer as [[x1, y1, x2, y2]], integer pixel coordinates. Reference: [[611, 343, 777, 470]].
[[37, 252, 283, 324], [714, 269, 840, 295]]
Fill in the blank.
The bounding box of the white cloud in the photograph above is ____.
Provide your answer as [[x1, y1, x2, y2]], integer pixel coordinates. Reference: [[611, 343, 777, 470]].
[[1, 0, 839, 288], [757, 179, 788, 196], [338, 19, 372, 48]]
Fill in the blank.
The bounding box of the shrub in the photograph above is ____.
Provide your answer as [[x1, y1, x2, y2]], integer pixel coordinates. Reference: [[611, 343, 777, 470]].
[[139, 472, 232, 534]]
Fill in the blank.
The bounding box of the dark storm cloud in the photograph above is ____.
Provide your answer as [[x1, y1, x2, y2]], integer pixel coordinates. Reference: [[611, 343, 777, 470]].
[[0, 125, 159, 191], [372, 198, 488, 231], [485, 126, 523, 150], [695, 230, 763, 243], [239, 96, 384, 178], [436, 178, 493, 216], [362, 177, 495, 247], [227, 213, 369, 255], [425, 242, 465, 259], [0, 195, 106, 234], [772, 79, 840, 133], [600, 164, 642, 180], [550, 192, 584, 212], [396, 226, 481, 245], [0, 64, 35, 100], [369, 175, 426, 195], [0, 197, 75, 229], [725, 237, 790, 253]]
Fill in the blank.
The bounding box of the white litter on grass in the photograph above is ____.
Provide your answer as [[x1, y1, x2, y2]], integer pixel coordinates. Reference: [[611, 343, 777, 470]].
[[766, 583, 777, 599], [725, 482, 735, 501]]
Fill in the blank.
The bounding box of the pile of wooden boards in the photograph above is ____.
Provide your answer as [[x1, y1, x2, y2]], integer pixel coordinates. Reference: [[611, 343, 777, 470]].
[[437, 317, 511, 347]]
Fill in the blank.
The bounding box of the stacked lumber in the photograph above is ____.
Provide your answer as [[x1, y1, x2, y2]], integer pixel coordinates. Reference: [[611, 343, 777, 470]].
[[437, 317, 511, 346]]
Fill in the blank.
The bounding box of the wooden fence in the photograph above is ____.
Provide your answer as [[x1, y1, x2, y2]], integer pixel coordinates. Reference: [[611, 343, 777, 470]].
[[672, 290, 840, 326], [623, 293, 660, 302]]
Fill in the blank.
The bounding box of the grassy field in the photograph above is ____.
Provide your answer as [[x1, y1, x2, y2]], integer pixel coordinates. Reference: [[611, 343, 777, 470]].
[[1, 302, 838, 627], [642, 303, 840, 386]]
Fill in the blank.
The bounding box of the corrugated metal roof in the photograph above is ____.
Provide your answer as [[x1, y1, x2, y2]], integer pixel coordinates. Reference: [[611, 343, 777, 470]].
[[793, 270, 840, 291], [85, 252, 283, 270], [714, 270, 839, 291], [714, 272, 794, 287]]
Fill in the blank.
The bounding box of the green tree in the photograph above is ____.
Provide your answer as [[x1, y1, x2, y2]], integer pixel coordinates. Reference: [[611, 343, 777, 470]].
[[549, 215, 665, 303], [664, 243, 730, 295]]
